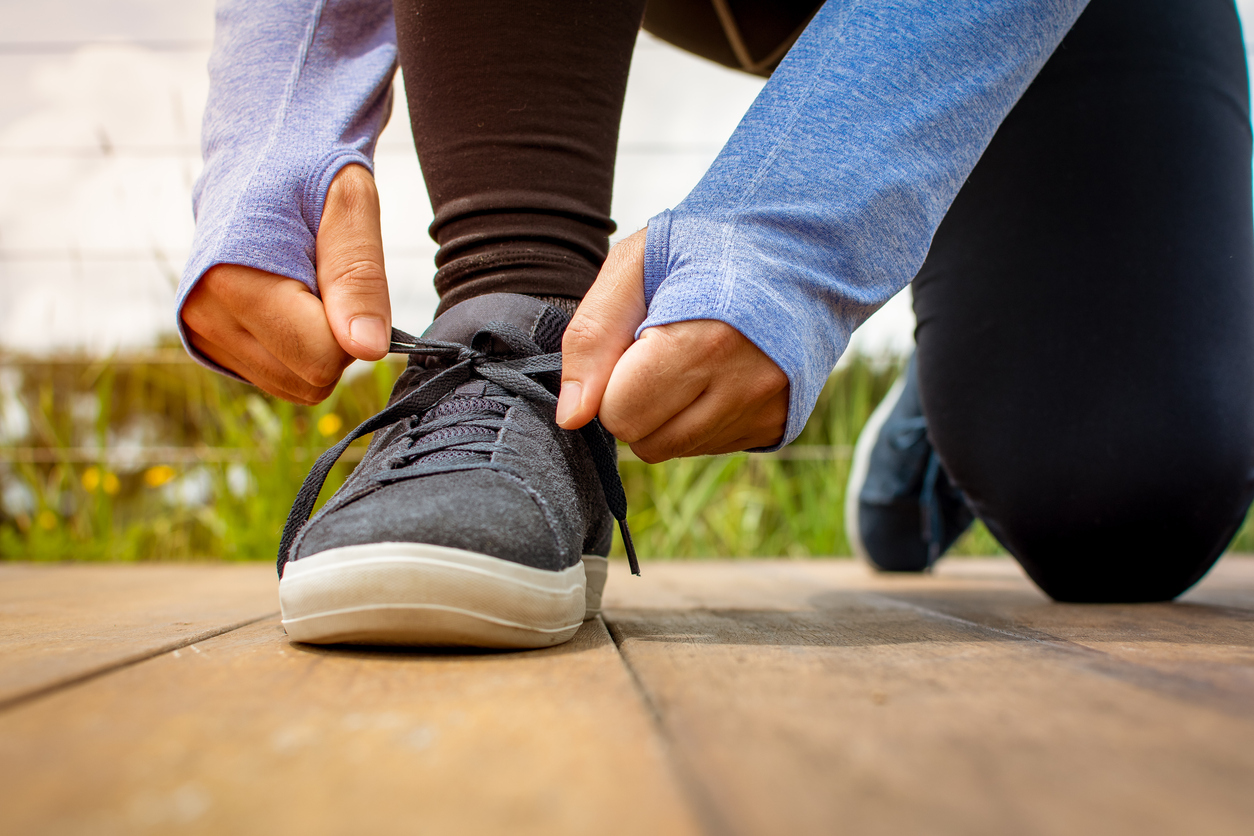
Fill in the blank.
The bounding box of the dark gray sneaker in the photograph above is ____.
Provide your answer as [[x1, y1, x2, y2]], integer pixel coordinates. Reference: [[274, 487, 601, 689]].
[[277, 293, 636, 648], [844, 353, 973, 571]]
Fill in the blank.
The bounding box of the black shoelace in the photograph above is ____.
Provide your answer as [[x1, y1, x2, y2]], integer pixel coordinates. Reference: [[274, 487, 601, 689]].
[[277, 323, 639, 576]]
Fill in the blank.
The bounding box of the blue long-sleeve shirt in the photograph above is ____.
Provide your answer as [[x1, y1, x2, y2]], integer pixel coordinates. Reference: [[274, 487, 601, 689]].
[[179, 0, 1089, 443], [179, 0, 397, 378]]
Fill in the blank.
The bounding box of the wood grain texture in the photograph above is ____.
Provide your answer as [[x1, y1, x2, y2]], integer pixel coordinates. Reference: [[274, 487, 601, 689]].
[[602, 557, 1254, 836], [0, 563, 277, 707], [1182, 556, 1254, 610], [5, 557, 1252, 836], [0, 615, 702, 836]]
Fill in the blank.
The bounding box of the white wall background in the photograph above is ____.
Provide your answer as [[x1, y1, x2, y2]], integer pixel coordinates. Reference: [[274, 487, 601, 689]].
[[3, 0, 1254, 359]]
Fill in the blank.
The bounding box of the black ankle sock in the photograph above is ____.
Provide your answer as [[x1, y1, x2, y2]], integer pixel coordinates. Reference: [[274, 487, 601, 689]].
[[533, 295, 580, 319]]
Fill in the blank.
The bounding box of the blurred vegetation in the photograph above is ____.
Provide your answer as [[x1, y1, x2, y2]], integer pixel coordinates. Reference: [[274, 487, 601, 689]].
[[0, 342, 1171, 562], [614, 359, 1007, 559], [0, 347, 399, 562]]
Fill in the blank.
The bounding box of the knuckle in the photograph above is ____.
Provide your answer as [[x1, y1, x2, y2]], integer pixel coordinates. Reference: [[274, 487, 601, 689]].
[[196, 265, 229, 295], [327, 259, 388, 294], [629, 441, 671, 465], [294, 385, 334, 406], [600, 412, 644, 444], [760, 353, 789, 385], [714, 328, 755, 364], [706, 323, 740, 353], [561, 315, 607, 355], [746, 367, 788, 402], [663, 427, 703, 459], [300, 359, 343, 390], [181, 284, 218, 334], [290, 340, 348, 389], [326, 165, 378, 215], [180, 304, 209, 335]]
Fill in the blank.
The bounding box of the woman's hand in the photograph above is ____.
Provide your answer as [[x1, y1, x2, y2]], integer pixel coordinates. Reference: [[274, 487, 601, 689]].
[[181, 164, 391, 405], [556, 229, 790, 462]]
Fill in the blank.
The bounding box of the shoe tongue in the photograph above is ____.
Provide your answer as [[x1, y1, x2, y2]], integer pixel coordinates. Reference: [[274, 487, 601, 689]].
[[391, 294, 566, 403], [421, 381, 507, 425], [421, 293, 568, 352]]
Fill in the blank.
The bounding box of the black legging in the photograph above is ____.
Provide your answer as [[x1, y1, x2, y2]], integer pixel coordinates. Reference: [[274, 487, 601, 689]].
[[391, 0, 1254, 602], [390, 0, 815, 313], [915, 0, 1254, 602]]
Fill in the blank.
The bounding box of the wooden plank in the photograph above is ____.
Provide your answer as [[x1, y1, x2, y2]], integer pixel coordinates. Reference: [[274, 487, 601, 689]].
[[833, 560, 1254, 715], [602, 558, 1254, 836], [0, 615, 703, 836], [1182, 555, 1254, 610], [606, 558, 1254, 708], [0, 563, 276, 707]]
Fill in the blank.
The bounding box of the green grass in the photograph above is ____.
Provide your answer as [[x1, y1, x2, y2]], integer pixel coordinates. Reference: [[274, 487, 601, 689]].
[[0, 345, 1246, 561], [0, 349, 398, 561]]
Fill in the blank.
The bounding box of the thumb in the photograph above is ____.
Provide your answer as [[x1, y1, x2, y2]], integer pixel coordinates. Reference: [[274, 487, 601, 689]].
[[556, 228, 648, 429], [317, 164, 392, 361]]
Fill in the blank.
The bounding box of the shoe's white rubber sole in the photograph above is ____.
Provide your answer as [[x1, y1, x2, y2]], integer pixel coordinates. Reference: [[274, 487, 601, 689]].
[[844, 373, 908, 566], [279, 543, 608, 648]]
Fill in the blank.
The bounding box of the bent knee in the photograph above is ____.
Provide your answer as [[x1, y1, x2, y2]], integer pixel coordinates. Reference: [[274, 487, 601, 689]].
[[945, 423, 1254, 602]]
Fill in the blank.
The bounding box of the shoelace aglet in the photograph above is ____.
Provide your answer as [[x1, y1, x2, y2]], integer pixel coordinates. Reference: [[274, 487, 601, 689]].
[[389, 327, 421, 352], [619, 519, 640, 576]]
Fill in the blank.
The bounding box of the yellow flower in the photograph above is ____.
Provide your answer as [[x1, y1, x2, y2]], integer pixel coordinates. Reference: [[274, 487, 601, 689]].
[[144, 465, 176, 488], [81, 466, 101, 492], [103, 472, 121, 495], [317, 413, 344, 437], [37, 509, 57, 530]]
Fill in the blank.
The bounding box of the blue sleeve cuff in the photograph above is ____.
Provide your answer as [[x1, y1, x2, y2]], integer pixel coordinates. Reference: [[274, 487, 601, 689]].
[[174, 0, 396, 379], [639, 210, 849, 450], [175, 150, 374, 378]]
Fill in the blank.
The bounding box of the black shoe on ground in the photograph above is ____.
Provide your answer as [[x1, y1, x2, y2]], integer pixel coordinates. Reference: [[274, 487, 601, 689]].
[[844, 353, 974, 571], [277, 293, 636, 648]]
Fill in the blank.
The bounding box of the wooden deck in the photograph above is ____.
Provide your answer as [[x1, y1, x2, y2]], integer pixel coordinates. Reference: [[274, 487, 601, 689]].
[[3, 557, 1253, 836]]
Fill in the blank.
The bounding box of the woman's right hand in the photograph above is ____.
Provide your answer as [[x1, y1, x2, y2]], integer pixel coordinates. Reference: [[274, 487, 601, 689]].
[[180, 164, 392, 405]]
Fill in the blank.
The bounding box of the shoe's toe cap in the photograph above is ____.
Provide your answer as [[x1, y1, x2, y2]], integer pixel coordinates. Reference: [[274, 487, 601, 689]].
[[294, 469, 569, 571]]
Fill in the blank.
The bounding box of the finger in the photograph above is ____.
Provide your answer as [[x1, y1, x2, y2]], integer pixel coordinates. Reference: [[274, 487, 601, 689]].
[[190, 330, 338, 405], [679, 384, 789, 458], [607, 319, 791, 460], [317, 164, 391, 361], [556, 228, 648, 429], [627, 383, 786, 462], [222, 273, 354, 389], [597, 327, 709, 444], [185, 263, 352, 398], [183, 274, 307, 396], [624, 390, 733, 462], [688, 382, 789, 455]]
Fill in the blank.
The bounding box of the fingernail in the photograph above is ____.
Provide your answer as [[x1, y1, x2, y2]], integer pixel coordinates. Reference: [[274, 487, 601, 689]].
[[348, 316, 388, 355], [556, 381, 581, 426]]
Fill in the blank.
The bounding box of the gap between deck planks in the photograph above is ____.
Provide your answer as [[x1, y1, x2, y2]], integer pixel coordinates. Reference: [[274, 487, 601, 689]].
[[0, 616, 704, 836], [1, 557, 1252, 836], [602, 558, 1254, 836], [0, 563, 278, 708]]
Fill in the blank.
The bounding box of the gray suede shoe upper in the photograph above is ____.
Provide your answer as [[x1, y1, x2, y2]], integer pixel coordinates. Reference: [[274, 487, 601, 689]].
[[277, 293, 635, 577]]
